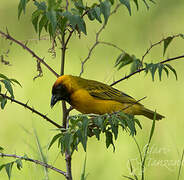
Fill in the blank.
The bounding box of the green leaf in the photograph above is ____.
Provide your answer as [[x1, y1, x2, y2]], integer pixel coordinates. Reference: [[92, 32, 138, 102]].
[[2, 80, 14, 98], [0, 84, 1, 92], [46, 10, 57, 35], [48, 133, 62, 150], [62, 11, 87, 34], [130, 58, 141, 73], [134, 118, 142, 129], [0, 165, 5, 172], [163, 66, 169, 77], [0, 146, 4, 151], [0, 73, 9, 80], [165, 64, 178, 80], [100, 0, 111, 24], [93, 7, 102, 23], [179, 34, 184, 39], [119, 0, 131, 16], [163, 36, 173, 56], [39, 15, 48, 38], [81, 117, 89, 151], [105, 131, 115, 151], [18, 0, 27, 19], [15, 159, 23, 170], [150, 64, 158, 81], [87, 9, 95, 21], [109, 116, 119, 140], [115, 52, 133, 70], [158, 63, 164, 81], [58, 16, 67, 35], [5, 162, 14, 180], [32, 10, 42, 32], [34, 1, 47, 11], [125, 117, 136, 136], [74, 0, 85, 15], [75, 16, 87, 35], [64, 132, 73, 155], [1, 97, 7, 109], [93, 128, 101, 140], [109, 0, 114, 5], [132, 0, 139, 10], [149, 112, 156, 142], [10, 79, 22, 87], [142, 0, 149, 9]]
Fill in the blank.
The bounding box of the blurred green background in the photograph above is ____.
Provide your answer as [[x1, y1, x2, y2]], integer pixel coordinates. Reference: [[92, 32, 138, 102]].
[[1, 0, 184, 179]]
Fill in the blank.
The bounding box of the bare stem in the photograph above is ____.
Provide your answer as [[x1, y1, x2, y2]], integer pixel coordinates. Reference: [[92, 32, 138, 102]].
[[0, 153, 66, 177], [141, 34, 181, 63], [79, 4, 121, 77], [110, 54, 184, 86], [0, 30, 59, 77], [0, 93, 62, 129]]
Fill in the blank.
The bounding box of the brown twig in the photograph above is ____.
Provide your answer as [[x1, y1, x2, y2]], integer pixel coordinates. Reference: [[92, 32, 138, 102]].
[[0, 30, 59, 77], [110, 54, 184, 86], [79, 4, 121, 77], [141, 34, 181, 63], [99, 41, 124, 52], [0, 93, 62, 129], [0, 153, 66, 177]]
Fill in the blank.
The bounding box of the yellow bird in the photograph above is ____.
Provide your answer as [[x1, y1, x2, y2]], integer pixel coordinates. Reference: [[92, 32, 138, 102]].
[[51, 75, 164, 120]]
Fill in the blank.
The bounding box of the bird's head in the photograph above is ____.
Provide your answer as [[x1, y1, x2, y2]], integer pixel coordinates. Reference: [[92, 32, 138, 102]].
[[51, 76, 71, 108]]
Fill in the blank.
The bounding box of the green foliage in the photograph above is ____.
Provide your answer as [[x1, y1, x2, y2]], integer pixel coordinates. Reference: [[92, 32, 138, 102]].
[[114, 45, 178, 81], [0, 146, 4, 151], [18, 0, 154, 40], [48, 112, 142, 154], [144, 63, 178, 81], [163, 36, 173, 56], [0, 74, 21, 109], [0, 158, 23, 180], [115, 52, 142, 72]]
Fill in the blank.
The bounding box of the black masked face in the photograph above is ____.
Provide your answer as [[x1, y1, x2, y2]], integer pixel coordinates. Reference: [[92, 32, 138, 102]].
[[50, 84, 70, 108]]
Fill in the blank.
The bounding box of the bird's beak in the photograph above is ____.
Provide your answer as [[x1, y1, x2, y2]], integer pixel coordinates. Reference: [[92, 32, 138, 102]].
[[50, 95, 58, 108]]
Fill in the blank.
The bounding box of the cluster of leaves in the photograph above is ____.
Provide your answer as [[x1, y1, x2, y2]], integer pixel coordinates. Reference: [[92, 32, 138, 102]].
[[114, 35, 184, 81], [0, 74, 21, 109], [48, 112, 142, 154], [18, 0, 155, 39], [0, 156, 23, 180]]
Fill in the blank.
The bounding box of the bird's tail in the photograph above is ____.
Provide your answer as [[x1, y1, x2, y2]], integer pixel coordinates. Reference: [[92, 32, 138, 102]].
[[141, 107, 165, 120]]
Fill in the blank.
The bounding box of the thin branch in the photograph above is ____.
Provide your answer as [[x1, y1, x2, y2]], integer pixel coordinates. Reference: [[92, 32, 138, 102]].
[[65, 152, 72, 180], [99, 41, 124, 52], [0, 153, 66, 177], [110, 54, 184, 86], [0, 30, 59, 77], [141, 34, 181, 63], [0, 93, 62, 129], [79, 4, 121, 77], [61, 32, 66, 76]]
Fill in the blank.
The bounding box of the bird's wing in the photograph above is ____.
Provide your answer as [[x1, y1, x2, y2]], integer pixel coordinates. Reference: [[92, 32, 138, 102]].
[[81, 79, 138, 104]]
